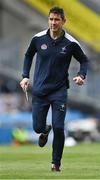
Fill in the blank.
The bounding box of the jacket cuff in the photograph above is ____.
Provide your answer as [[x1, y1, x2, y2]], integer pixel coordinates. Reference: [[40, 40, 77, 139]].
[[22, 74, 29, 78], [77, 73, 86, 79]]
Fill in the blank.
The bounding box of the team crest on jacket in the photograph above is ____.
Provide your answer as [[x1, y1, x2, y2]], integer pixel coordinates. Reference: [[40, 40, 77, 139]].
[[41, 44, 47, 50]]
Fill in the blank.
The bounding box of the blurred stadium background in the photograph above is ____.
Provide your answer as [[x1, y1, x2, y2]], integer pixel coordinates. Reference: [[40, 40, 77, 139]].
[[0, 0, 100, 145]]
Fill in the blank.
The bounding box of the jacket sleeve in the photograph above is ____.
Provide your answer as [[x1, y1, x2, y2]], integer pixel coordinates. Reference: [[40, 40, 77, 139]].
[[22, 37, 37, 78], [72, 42, 89, 79]]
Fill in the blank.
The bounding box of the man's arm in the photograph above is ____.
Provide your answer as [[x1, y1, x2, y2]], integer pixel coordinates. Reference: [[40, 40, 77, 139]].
[[22, 37, 37, 79], [20, 37, 37, 90], [72, 42, 89, 86]]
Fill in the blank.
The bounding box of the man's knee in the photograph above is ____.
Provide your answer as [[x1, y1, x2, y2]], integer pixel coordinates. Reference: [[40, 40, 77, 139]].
[[33, 123, 45, 134], [33, 125, 41, 133]]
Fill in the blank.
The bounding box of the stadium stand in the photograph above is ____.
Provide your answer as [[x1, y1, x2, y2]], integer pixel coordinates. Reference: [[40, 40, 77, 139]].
[[0, 0, 100, 110], [0, 0, 100, 145], [23, 0, 100, 52], [80, 0, 100, 15]]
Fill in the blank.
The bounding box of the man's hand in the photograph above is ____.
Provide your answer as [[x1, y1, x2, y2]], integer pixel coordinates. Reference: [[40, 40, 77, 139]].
[[20, 78, 30, 91], [73, 76, 84, 86]]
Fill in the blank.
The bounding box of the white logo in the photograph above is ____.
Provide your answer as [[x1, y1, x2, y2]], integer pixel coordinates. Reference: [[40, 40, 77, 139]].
[[60, 104, 65, 111], [60, 46, 66, 54], [41, 44, 47, 50]]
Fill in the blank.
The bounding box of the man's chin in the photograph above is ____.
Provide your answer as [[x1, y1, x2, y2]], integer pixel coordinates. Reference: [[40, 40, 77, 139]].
[[51, 28, 58, 32]]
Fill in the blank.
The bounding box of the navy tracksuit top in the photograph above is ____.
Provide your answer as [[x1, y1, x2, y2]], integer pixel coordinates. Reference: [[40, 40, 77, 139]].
[[22, 29, 88, 96]]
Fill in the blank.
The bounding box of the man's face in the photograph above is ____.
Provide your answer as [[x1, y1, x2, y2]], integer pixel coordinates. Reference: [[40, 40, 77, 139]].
[[48, 13, 65, 33]]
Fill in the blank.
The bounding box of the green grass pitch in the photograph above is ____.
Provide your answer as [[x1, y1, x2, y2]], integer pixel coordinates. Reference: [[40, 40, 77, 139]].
[[0, 143, 100, 179]]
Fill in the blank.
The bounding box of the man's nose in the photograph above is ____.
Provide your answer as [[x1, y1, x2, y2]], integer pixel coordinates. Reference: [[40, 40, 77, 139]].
[[52, 20, 56, 24]]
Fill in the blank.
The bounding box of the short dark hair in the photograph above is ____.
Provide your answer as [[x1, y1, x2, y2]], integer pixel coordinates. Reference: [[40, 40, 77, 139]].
[[49, 6, 65, 20]]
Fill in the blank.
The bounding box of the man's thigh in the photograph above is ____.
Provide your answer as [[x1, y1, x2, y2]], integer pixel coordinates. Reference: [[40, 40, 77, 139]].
[[32, 95, 50, 132], [49, 87, 67, 129]]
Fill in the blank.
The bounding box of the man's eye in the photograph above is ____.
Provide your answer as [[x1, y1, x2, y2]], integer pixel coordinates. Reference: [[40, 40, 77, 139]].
[[49, 18, 60, 21], [55, 19, 59, 21]]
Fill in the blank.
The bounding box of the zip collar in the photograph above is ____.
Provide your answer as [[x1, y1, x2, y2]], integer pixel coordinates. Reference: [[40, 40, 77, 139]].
[[47, 29, 65, 44]]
